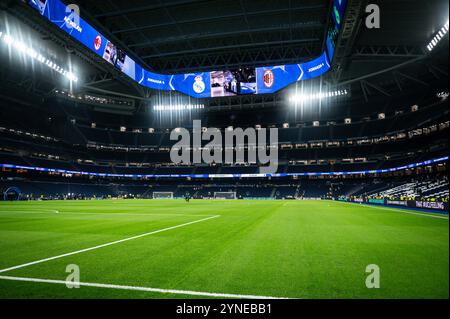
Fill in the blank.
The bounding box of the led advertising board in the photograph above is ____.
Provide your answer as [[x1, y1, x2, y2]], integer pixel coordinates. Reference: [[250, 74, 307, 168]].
[[28, 0, 346, 98], [1, 157, 447, 180], [326, 0, 347, 62]]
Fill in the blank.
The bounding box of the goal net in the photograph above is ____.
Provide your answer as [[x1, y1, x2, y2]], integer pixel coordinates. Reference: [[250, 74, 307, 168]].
[[214, 192, 237, 199], [153, 192, 174, 199]]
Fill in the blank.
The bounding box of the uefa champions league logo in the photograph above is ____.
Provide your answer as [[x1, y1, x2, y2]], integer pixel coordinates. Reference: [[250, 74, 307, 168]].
[[193, 76, 206, 94]]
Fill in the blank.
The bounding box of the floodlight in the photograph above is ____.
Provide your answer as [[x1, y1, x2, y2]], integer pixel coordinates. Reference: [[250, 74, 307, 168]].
[[0, 31, 79, 83], [289, 89, 348, 103], [3, 34, 13, 45], [154, 103, 204, 111], [427, 20, 449, 52]]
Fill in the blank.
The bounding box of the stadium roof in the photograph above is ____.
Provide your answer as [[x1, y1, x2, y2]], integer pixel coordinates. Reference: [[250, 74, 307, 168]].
[[75, 0, 329, 74], [0, 0, 448, 110], [65, 0, 450, 76]]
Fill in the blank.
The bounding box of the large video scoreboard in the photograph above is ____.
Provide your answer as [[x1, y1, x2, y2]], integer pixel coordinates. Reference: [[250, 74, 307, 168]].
[[28, 0, 347, 98], [326, 0, 347, 62]]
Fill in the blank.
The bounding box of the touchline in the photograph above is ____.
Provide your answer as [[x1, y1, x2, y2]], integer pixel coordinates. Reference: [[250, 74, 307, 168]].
[[170, 120, 279, 174]]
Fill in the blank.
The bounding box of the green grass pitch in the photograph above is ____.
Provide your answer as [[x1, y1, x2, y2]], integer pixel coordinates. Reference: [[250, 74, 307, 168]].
[[0, 199, 448, 299]]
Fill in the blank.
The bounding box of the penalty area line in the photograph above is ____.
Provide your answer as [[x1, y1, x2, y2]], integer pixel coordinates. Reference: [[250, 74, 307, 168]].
[[0, 275, 291, 299], [0, 215, 220, 274]]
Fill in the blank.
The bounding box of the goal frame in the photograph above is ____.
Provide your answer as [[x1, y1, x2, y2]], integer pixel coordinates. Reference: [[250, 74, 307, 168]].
[[213, 192, 237, 200], [153, 192, 174, 199]]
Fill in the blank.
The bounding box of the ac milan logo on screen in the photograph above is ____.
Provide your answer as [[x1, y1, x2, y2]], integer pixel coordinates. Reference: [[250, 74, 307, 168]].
[[94, 36, 102, 51], [263, 70, 274, 88]]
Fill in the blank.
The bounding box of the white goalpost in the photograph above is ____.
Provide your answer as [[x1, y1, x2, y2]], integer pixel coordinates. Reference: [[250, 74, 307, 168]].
[[153, 192, 174, 199], [213, 192, 237, 199]]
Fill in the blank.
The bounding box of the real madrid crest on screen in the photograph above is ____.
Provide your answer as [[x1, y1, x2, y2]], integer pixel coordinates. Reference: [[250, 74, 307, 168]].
[[193, 76, 206, 94]]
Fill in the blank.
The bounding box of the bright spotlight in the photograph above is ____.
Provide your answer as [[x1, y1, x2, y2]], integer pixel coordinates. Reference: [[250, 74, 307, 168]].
[[154, 103, 205, 111], [0, 31, 78, 83], [3, 34, 13, 45], [427, 20, 449, 52], [66, 72, 78, 82], [289, 89, 348, 103]]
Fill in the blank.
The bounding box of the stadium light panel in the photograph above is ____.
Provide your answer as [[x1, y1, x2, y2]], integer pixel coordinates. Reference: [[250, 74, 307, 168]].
[[153, 104, 204, 111], [289, 89, 348, 103], [0, 31, 78, 83], [427, 20, 449, 52], [2, 34, 13, 45]]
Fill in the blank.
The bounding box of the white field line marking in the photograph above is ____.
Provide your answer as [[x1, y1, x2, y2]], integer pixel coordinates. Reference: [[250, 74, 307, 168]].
[[0, 275, 290, 299], [0, 210, 64, 215], [0, 210, 214, 217], [0, 215, 220, 274], [345, 202, 449, 220], [0, 209, 60, 214]]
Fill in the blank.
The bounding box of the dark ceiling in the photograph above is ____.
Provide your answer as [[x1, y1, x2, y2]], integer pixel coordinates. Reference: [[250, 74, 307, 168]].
[[0, 0, 448, 110], [69, 0, 450, 83], [74, 0, 329, 74]]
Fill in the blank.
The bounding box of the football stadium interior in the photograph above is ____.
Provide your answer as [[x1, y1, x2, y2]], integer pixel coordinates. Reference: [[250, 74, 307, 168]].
[[0, 0, 448, 300]]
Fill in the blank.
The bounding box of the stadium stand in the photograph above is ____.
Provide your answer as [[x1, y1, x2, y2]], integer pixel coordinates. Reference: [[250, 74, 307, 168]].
[[0, 0, 448, 211], [1, 0, 450, 304], [362, 176, 449, 202]]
